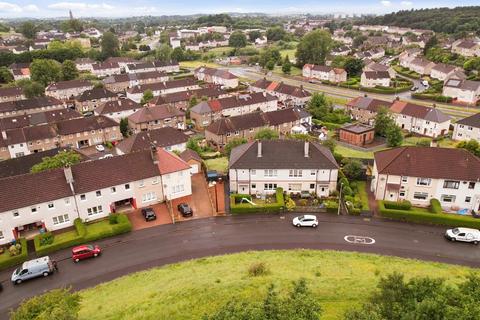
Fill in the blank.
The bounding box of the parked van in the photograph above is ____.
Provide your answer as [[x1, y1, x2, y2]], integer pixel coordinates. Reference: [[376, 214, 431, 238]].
[[11, 256, 55, 285]]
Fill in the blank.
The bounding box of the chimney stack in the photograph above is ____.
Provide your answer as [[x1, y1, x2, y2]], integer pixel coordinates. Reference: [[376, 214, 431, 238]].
[[304, 141, 309, 157], [150, 143, 159, 164], [64, 166, 74, 184], [1, 130, 6, 140], [257, 141, 262, 158]]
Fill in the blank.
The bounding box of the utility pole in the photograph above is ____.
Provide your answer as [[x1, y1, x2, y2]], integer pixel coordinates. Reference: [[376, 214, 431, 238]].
[[337, 182, 343, 216]]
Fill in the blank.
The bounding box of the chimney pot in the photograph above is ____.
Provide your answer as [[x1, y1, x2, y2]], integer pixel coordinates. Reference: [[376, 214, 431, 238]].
[[257, 141, 262, 158], [304, 141, 309, 157]]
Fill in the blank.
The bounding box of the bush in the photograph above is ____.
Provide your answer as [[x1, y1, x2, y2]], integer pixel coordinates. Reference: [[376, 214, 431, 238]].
[[378, 201, 480, 228], [0, 238, 28, 270], [38, 232, 54, 246], [108, 214, 119, 225], [325, 200, 339, 213], [231, 188, 285, 214], [430, 198, 442, 213], [248, 262, 269, 277], [383, 200, 412, 210], [232, 194, 252, 204], [285, 196, 296, 211]]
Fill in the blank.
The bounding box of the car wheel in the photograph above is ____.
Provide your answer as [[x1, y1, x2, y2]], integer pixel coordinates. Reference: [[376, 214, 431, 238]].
[[94, 253, 98, 257], [312, 224, 317, 228], [296, 224, 301, 227], [43, 272, 49, 277], [451, 238, 456, 242], [473, 241, 479, 245], [75, 258, 80, 263], [15, 279, 22, 285]]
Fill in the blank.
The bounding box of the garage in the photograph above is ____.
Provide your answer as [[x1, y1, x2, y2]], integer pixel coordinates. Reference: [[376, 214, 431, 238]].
[[179, 149, 203, 175]]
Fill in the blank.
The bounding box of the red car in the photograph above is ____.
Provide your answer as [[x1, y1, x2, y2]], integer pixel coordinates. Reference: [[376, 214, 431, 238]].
[[72, 244, 101, 263]]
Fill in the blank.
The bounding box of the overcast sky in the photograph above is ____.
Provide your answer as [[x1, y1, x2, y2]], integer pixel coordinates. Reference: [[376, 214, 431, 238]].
[[0, 1, 477, 18]]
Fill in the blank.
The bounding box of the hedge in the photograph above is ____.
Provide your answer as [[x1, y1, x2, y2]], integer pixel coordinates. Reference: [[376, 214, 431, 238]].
[[0, 238, 28, 270], [378, 201, 480, 228], [430, 198, 442, 214], [231, 188, 285, 214], [34, 214, 132, 256], [383, 200, 412, 210], [325, 200, 339, 213]]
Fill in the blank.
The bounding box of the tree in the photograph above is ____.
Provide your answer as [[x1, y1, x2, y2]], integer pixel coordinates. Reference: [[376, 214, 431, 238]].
[[456, 139, 480, 157], [282, 55, 292, 74], [138, 44, 151, 51], [155, 44, 172, 62], [352, 35, 367, 48], [225, 138, 247, 156], [259, 47, 281, 68], [248, 30, 262, 42], [140, 89, 154, 105], [171, 47, 185, 62], [189, 96, 198, 108], [281, 279, 322, 320], [19, 21, 36, 39], [342, 158, 363, 180], [228, 31, 247, 48], [187, 137, 202, 154], [374, 107, 395, 137], [60, 19, 84, 33], [10, 288, 80, 320], [30, 59, 62, 86], [61, 60, 79, 81], [266, 60, 275, 71], [101, 31, 119, 58], [17, 79, 45, 98], [307, 93, 331, 120], [0, 66, 13, 83], [120, 118, 130, 138], [343, 57, 364, 76], [322, 138, 336, 152], [266, 26, 287, 42], [386, 125, 403, 147], [255, 128, 279, 140], [295, 30, 332, 67], [30, 151, 82, 173]]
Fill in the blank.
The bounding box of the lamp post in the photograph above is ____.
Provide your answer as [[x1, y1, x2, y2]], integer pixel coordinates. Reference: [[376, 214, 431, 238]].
[[338, 182, 343, 216]]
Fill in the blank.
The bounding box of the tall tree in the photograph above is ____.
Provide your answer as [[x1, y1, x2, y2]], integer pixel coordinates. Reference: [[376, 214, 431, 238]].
[[155, 44, 172, 62], [141, 89, 154, 105], [0, 66, 13, 83], [225, 137, 247, 156], [228, 31, 247, 48], [16, 79, 45, 98], [374, 107, 395, 137], [61, 60, 79, 81], [101, 31, 119, 58], [282, 55, 292, 74], [30, 151, 82, 173], [248, 30, 262, 42], [119, 118, 130, 138], [171, 47, 185, 62], [295, 30, 332, 67], [266, 26, 287, 42], [19, 21, 36, 39], [386, 125, 403, 147], [343, 57, 364, 76], [255, 128, 279, 140], [30, 59, 62, 86], [456, 139, 480, 157]]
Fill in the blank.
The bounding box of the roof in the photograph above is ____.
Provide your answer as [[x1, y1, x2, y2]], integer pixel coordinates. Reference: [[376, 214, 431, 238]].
[[0, 86, 23, 98], [374, 147, 480, 181], [191, 92, 277, 115], [346, 96, 391, 112], [95, 99, 141, 114], [251, 79, 311, 98], [127, 60, 178, 71], [179, 149, 202, 163], [390, 101, 451, 123], [340, 123, 375, 134], [195, 66, 238, 80], [156, 148, 191, 175], [0, 108, 81, 131], [116, 127, 189, 154], [456, 40, 478, 49], [55, 116, 118, 135], [76, 88, 117, 102], [229, 140, 338, 170], [127, 78, 196, 94], [410, 57, 434, 68], [46, 79, 92, 91], [128, 105, 185, 124], [365, 62, 390, 72], [92, 61, 119, 70], [363, 71, 390, 80], [456, 113, 480, 128], [444, 79, 480, 91], [75, 58, 94, 64], [432, 63, 456, 74], [151, 87, 226, 105], [0, 96, 63, 113]]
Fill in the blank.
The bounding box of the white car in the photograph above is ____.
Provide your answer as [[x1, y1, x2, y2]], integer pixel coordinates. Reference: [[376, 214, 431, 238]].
[[445, 227, 480, 245], [95, 145, 105, 152], [99, 154, 113, 159], [292, 215, 318, 228]]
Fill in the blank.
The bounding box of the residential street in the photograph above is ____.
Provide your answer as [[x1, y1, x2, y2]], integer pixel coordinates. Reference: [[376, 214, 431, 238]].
[[1, 213, 479, 317]]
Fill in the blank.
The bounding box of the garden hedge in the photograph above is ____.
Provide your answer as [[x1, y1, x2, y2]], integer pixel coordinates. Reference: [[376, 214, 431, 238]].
[[0, 238, 28, 270], [378, 201, 480, 228], [383, 200, 412, 210], [430, 199, 442, 214], [231, 188, 285, 214], [411, 93, 453, 103], [34, 214, 132, 256]]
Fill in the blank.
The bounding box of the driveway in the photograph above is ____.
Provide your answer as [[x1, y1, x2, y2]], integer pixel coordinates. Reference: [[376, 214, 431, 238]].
[[1, 213, 479, 318], [128, 204, 172, 230], [172, 173, 215, 221]]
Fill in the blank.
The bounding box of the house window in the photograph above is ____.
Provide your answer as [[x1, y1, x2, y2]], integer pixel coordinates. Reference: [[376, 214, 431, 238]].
[[399, 191, 406, 197], [264, 169, 277, 177], [289, 169, 302, 177], [443, 180, 460, 189], [441, 195, 456, 203], [465, 196, 471, 203], [235, 131, 239, 136], [401, 176, 408, 183], [80, 194, 86, 201], [53, 214, 70, 225], [96, 190, 102, 197], [310, 184, 315, 189], [31, 207, 37, 213], [264, 183, 277, 190], [125, 184, 130, 190], [310, 170, 316, 176], [413, 192, 428, 200], [251, 170, 256, 175], [48, 202, 54, 209], [139, 180, 145, 187], [416, 178, 431, 186], [87, 205, 103, 216], [288, 184, 302, 191], [468, 182, 475, 189], [0, 231, 3, 240], [173, 185, 185, 194], [111, 187, 116, 193], [251, 184, 256, 189], [226, 132, 231, 137], [142, 191, 157, 203], [13, 210, 19, 217]]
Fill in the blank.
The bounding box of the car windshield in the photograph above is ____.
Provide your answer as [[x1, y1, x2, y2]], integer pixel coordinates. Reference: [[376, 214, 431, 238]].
[[298, 215, 305, 221], [86, 245, 94, 250], [452, 228, 460, 235], [14, 267, 22, 275]]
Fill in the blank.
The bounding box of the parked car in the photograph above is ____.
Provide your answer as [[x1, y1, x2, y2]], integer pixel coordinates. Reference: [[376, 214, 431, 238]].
[[99, 154, 113, 159], [11, 256, 55, 285], [292, 215, 318, 228], [95, 144, 105, 152], [142, 207, 156, 221], [445, 227, 480, 244], [421, 80, 429, 87], [177, 203, 193, 217], [83, 111, 94, 117], [410, 86, 418, 91], [206, 170, 220, 182], [72, 244, 102, 263], [300, 191, 312, 199]]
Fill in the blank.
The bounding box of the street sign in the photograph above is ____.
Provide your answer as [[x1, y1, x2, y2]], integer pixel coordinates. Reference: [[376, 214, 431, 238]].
[[344, 235, 376, 245]]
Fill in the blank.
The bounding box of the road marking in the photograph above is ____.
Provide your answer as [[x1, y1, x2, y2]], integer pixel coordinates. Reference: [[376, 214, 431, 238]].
[[344, 235, 376, 245]]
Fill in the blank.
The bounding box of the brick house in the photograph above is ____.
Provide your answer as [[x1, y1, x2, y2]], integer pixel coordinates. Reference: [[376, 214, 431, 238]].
[[74, 58, 95, 72], [91, 61, 122, 77], [0, 108, 81, 131], [443, 78, 480, 105], [250, 79, 311, 107], [75, 88, 118, 113], [194, 66, 239, 88], [94, 99, 141, 123], [149, 87, 229, 111], [125, 61, 180, 74], [339, 123, 375, 146], [407, 57, 436, 76], [46, 80, 94, 100], [128, 105, 186, 133], [363, 62, 396, 79], [452, 40, 480, 57], [116, 127, 189, 155], [103, 71, 169, 93], [430, 63, 459, 81], [345, 96, 392, 124]]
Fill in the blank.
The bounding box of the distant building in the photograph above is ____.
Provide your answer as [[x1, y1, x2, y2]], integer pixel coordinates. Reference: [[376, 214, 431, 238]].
[[339, 123, 375, 146]]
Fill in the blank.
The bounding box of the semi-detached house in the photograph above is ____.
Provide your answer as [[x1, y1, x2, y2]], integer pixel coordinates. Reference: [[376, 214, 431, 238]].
[[371, 147, 480, 213], [126, 78, 200, 103], [302, 64, 347, 83], [0, 148, 192, 245], [452, 113, 480, 142], [0, 96, 65, 118], [250, 79, 311, 107], [229, 140, 338, 197], [443, 78, 480, 105], [0, 87, 25, 103], [103, 71, 169, 93], [194, 67, 239, 88]]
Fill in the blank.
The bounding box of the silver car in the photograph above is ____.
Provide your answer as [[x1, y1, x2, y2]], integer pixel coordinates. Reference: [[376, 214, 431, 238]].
[[11, 256, 55, 284]]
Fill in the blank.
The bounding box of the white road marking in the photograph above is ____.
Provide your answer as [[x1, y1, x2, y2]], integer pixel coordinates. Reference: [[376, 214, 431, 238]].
[[344, 235, 376, 245]]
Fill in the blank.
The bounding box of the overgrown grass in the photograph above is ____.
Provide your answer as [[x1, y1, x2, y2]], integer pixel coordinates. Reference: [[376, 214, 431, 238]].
[[179, 61, 221, 69], [335, 144, 376, 159], [205, 157, 228, 173], [355, 181, 370, 210], [78, 250, 473, 320]]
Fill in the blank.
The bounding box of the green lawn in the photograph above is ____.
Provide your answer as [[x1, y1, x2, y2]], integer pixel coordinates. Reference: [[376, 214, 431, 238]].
[[179, 61, 221, 69], [355, 181, 370, 210], [335, 144, 376, 159], [78, 250, 473, 320], [205, 157, 228, 173], [272, 65, 302, 76]]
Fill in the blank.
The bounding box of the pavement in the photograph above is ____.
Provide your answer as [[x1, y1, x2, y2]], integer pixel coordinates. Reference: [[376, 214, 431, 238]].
[[1, 213, 479, 317]]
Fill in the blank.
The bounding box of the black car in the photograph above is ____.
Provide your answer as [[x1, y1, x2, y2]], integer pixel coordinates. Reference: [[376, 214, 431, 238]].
[[177, 203, 193, 217], [141, 207, 156, 221]]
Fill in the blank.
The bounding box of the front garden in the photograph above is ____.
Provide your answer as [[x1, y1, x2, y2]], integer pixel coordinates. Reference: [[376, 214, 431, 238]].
[[393, 65, 421, 79], [34, 213, 132, 256], [0, 238, 28, 270], [230, 188, 285, 214], [338, 76, 413, 94]]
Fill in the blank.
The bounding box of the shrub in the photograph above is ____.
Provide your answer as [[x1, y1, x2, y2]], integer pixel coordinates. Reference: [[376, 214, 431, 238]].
[[108, 214, 119, 225], [232, 194, 252, 204], [430, 198, 442, 213], [298, 199, 308, 206], [325, 200, 339, 213], [230, 188, 285, 214], [383, 200, 412, 210], [9, 243, 22, 256], [285, 196, 296, 211], [38, 232, 54, 246], [0, 238, 28, 271], [248, 262, 269, 277]]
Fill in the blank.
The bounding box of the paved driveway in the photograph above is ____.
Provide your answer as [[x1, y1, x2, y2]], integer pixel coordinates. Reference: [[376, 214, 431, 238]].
[[173, 173, 215, 221], [128, 204, 172, 230]]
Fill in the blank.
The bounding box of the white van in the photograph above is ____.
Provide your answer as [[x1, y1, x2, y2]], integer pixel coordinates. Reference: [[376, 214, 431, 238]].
[[445, 227, 480, 245], [11, 256, 55, 284]]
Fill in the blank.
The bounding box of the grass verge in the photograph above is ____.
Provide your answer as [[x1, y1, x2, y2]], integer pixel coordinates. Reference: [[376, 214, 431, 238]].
[[78, 250, 473, 320]]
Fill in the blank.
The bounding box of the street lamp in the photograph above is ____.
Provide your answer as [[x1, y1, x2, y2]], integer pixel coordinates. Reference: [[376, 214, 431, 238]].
[[338, 182, 343, 216]]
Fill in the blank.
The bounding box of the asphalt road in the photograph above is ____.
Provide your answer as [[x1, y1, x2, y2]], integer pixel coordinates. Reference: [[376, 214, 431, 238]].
[[1, 213, 479, 318]]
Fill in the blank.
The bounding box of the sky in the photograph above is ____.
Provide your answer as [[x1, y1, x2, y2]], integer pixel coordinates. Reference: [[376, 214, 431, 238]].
[[0, 0, 478, 18]]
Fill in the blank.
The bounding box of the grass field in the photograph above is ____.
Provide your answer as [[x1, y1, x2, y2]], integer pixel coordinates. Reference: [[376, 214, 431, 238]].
[[78, 250, 473, 320], [179, 61, 221, 69], [204, 157, 228, 173]]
